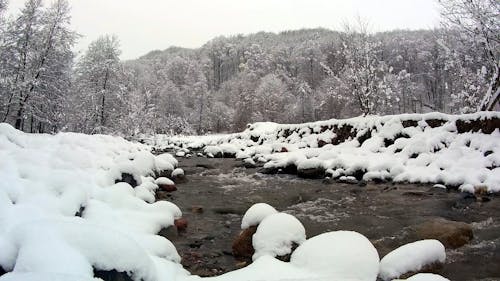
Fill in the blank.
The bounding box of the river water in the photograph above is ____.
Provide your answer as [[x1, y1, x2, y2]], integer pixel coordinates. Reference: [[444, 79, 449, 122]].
[[157, 156, 500, 281]]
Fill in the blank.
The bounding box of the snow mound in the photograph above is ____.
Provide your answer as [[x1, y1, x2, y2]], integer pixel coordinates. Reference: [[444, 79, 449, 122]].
[[241, 203, 278, 229], [252, 213, 306, 260], [379, 240, 446, 281], [0, 123, 184, 281], [393, 273, 450, 281], [290, 231, 380, 281]]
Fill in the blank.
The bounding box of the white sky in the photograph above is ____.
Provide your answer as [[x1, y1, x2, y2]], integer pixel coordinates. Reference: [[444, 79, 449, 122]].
[[6, 0, 441, 60]]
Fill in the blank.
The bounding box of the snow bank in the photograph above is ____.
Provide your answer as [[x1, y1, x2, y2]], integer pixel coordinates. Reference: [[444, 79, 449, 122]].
[[379, 240, 446, 281], [0, 123, 184, 281], [151, 112, 500, 192], [291, 231, 380, 281], [240, 203, 278, 229]]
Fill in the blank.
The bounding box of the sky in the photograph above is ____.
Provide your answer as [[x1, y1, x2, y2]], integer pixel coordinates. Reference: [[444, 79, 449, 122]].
[[6, 0, 441, 60]]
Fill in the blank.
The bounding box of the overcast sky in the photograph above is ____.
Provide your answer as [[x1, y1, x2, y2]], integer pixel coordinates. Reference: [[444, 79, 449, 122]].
[[6, 0, 441, 60]]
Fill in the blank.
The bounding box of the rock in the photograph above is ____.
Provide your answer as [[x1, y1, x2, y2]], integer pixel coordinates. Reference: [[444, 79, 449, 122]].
[[232, 225, 258, 259], [322, 177, 333, 184], [415, 218, 473, 249], [94, 269, 133, 281], [317, 139, 328, 148], [171, 168, 187, 183], [339, 175, 358, 184], [357, 180, 367, 187], [156, 169, 173, 178], [175, 218, 188, 232], [276, 242, 299, 262], [297, 167, 325, 179], [191, 205, 204, 214], [114, 173, 138, 187], [257, 167, 279, 174], [280, 147, 288, 153], [159, 183, 177, 192]]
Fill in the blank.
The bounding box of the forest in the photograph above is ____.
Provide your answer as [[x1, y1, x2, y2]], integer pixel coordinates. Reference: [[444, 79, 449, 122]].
[[0, 0, 498, 136]]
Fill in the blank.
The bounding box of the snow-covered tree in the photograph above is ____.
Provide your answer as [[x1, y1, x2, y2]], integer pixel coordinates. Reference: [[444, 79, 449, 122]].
[[0, 0, 76, 132], [70, 35, 123, 133], [439, 0, 500, 111]]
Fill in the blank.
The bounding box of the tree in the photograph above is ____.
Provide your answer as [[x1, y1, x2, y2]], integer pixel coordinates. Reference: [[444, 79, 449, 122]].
[[254, 73, 290, 122], [71, 35, 123, 133], [0, 0, 76, 132], [439, 0, 500, 111]]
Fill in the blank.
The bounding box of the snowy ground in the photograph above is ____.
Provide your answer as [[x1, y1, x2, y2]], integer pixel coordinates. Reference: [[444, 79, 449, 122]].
[[0, 121, 456, 281], [148, 112, 500, 193]]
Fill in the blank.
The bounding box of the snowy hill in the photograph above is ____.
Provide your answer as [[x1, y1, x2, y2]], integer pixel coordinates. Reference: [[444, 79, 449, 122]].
[[151, 112, 500, 193]]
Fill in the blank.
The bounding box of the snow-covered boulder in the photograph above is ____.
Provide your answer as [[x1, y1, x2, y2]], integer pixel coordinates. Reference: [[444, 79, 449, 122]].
[[241, 203, 278, 229], [393, 273, 450, 281], [291, 231, 380, 281], [379, 240, 446, 281], [252, 213, 306, 261]]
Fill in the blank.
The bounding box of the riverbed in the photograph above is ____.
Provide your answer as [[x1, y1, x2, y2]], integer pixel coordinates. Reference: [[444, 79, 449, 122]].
[[157, 156, 500, 281]]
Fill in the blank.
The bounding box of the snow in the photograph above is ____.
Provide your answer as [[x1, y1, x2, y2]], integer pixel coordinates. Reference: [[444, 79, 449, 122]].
[[252, 213, 306, 260], [0, 122, 462, 281], [240, 203, 278, 229], [172, 168, 184, 177], [393, 273, 450, 281], [0, 123, 183, 281], [151, 112, 500, 193], [290, 231, 380, 281], [155, 177, 175, 186], [379, 240, 446, 281]]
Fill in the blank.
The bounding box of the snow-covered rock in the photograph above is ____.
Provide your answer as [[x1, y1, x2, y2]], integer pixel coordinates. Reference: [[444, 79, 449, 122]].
[[393, 273, 450, 281], [0, 123, 184, 281], [241, 203, 278, 229], [379, 240, 446, 281], [291, 231, 380, 281], [151, 112, 500, 192], [252, 213, 306, 260]]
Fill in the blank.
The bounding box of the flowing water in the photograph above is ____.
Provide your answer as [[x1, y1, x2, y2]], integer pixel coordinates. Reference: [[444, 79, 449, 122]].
[[157, 156, 500, 281]]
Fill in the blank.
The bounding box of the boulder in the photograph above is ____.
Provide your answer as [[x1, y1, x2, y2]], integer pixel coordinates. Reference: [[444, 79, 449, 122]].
[[232, 226, 258, 259], [159, 183, 177, 192], [415, 218, 473, 249], [175, 218, 188, 232], [94, 269, 133, 281], [114, 173, 138, 187], [297, 167, 325, 179], [171, 168, 187, 183]]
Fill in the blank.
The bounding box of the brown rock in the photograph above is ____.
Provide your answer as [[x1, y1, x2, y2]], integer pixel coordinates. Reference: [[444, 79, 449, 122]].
[[175, 218, 188, 232], [280, 147, 288, 153], [232, 226, 258, 259], [159, 184, 177, 192], [191, 205, 204, 214], [415, 218, 473, 249]]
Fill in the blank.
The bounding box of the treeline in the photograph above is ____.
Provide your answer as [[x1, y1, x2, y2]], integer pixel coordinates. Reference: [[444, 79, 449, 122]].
[[0, 0, 498, 135]]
